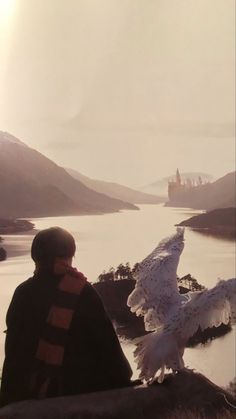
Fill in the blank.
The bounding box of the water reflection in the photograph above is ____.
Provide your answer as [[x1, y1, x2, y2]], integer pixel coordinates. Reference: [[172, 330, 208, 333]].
[[185, 227, 236, 242]]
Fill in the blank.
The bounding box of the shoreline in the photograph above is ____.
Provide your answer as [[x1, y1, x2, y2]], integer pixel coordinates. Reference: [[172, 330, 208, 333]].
[[176, 208, 236, 240]]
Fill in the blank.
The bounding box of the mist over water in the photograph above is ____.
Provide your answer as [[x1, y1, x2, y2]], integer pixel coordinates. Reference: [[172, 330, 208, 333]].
[[0, 205, 235, 386]]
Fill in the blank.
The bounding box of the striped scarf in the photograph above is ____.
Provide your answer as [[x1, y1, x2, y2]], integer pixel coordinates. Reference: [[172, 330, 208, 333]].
[[30, 262, 87, 398]]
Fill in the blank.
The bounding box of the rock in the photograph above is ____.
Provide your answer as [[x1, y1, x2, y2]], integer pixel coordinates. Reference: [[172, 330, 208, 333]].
[[0, 371, 235, 419]]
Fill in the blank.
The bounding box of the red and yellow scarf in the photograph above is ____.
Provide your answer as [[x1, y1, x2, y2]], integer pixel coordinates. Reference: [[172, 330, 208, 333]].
[[31, 262, 87, 398]]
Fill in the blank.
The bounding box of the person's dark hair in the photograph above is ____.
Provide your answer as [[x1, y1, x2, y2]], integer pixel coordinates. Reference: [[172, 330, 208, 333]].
[[31, 227, 76, 266]]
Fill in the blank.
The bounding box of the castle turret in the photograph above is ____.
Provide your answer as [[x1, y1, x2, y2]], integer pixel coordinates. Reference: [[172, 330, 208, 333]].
[[176, 168, 181, 186]]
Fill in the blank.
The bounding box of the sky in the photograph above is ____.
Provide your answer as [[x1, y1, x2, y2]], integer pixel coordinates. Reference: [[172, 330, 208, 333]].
[[0, 0, 235, 187]]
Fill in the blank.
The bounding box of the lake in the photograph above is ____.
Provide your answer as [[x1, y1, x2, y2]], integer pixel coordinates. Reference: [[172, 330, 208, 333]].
[[0, 204, 235, 387]]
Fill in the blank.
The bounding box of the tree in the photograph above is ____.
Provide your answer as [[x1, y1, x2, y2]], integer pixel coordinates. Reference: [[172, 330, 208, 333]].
[[125, 262, 133, 280], [115, 264, 126, 280], [132, 263, 140, 275], [115, 263, 133, 280], [178, 274, 205, 291], [98, 267, 115, 282]]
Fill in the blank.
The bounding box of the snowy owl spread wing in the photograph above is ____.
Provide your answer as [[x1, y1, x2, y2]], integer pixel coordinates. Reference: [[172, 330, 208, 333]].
[[134, 278, 236, 382], [128, 227, 236, 383], [127, 228, 185, 331], [172, 278, 236, 342]]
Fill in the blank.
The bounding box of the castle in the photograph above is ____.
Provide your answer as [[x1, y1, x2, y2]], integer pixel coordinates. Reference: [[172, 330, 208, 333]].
[[168, 169, 204, 201]]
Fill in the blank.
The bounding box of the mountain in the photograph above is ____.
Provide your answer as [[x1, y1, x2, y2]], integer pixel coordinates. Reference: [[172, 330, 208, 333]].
[[0, 131, 138, 218], [65, 168, 165, 205], [166, 172, 235, 210], [0, 131, 28, 147], [141, 172, 213, 196]]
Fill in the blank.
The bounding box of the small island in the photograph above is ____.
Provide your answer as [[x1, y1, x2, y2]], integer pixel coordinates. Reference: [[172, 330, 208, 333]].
[[177, 207, 236, 239], [0, 218, 34, 234], [0, 219, 35, 261], [0, 236, 7, 261]]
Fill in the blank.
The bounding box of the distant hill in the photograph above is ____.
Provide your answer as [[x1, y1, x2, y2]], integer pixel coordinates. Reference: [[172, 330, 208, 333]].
[[66, 168, 165, 205], [0, 131, 138, 218], [166, 172, 235, 210], [141, 172, 213, 196]]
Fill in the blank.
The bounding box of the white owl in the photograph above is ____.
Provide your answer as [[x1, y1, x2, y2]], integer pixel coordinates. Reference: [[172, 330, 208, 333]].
[[127, 228, 236, 383]]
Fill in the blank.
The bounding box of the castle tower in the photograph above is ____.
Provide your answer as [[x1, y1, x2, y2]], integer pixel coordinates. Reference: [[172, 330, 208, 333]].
[[176, 168, 181, 186]]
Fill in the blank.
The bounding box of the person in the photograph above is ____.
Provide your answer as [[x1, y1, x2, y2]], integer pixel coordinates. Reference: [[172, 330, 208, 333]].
[[0, 227, 132, 406]]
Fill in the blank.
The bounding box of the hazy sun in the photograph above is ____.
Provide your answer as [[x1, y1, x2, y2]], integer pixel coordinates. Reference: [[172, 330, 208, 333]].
[[0, 0, 15, 21]]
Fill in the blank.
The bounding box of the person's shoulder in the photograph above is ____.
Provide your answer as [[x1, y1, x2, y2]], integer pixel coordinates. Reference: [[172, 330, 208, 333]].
[[6, 277, 36, 315], [81, 282, 104, 304], [82, 281, 100, 296], [13, 277, 35, 296], [76, 281, 109, 318]]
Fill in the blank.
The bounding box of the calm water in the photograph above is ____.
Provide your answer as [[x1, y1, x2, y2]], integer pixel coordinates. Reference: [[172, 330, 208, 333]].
[[0, 205, 235, 386]]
